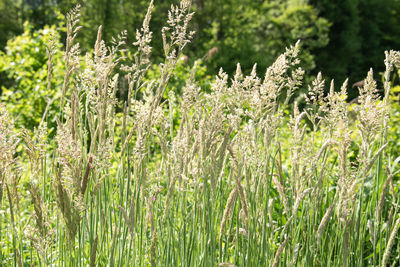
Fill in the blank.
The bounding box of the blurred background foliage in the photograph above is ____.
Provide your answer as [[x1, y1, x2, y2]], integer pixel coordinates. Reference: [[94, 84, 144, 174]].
[[0, 23, 65, 130], [1, 0, 400, 131]]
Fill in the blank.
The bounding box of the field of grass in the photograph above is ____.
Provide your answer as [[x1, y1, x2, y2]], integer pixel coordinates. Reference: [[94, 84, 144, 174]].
[[1, 1, 400, 266]]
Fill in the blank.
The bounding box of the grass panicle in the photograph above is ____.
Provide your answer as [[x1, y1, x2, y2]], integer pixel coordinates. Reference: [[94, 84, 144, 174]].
[[0, 1, 399, 266]]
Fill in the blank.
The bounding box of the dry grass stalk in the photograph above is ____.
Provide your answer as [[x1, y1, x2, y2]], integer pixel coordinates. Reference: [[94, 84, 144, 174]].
[[6, 184, 15, 229], [317, 202, 335, 242], [363, 144, 387, 175], [54, 165, 81, 244], [388, 206, 395, 230], [218, 263, 237, 267], [81, 154, 93, 196], [239, 228, 248, 239], [0, 104, 19, 202], [272, 174, 289, 215], [342, 219, 351, 265], [29, 182, 45, 237], [292, 188, 312, 216], [61, 5, 81, 109], [268, 198, 275, 228], [375, 166, 392, 224], [382, 216, 400, 267], [6, 184, 22, 266], [219, 187, 237, 242], [147, 198, 157, 267], [274, 156, 284, 190], [227, 145, 249, 225], [162, 171, 179, 221], [367, 220, 374, 245], [15, 248, 22, 267], [90, 234, 99, 267], [236, 179, 249, 226], [109, 224, 119, 264], [119, 194, 136, 237], [272, 236, 289, 267]]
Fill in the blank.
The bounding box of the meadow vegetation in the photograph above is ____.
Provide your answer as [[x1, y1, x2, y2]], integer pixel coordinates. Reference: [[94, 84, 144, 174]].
[[1, 1, 400, 266]]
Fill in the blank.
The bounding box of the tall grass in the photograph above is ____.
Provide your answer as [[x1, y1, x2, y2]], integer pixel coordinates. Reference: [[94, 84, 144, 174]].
[[1, 1, 400, 266]]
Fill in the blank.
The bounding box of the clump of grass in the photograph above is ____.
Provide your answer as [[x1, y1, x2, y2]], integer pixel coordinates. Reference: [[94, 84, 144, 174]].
[[0, 1, 400, 266]]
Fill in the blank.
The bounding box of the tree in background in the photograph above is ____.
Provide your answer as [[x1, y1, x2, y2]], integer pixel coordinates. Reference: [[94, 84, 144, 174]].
[[189, 0, 329, 76], [2, 0, 400, 102], [0, 0, 24, 93], [0, 0, 23, 49], [358, 0, 400, 83], [311, 0, 400, 99], [310, 0, 361, 91], [0, 0, 330, 72]]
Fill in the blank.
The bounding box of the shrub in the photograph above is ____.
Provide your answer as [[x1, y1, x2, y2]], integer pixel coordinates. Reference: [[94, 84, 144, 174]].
[[0, 22, 65, 131]]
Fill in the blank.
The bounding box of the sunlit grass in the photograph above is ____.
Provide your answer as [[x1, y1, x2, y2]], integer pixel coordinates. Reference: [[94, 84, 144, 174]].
[[0, 1, 400, 266]]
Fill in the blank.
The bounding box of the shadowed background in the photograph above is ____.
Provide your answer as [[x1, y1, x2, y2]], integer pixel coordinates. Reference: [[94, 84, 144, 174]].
[[1, 0, 400, 100]]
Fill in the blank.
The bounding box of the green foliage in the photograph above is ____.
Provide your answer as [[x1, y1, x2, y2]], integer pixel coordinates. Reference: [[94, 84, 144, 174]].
[[0, 0, 331, 76], [2, 0, 400, 92], [146, 56, 212, 95], [0, 0, 23, 49], [310, 0, 360, 87], [389, 100, 400, 153], [388, 81, 400, 181], [0, 22, 64, 130], [311, 0, 400, 99], [191, 0, 330, 75], [266, 1, 330, 70]]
